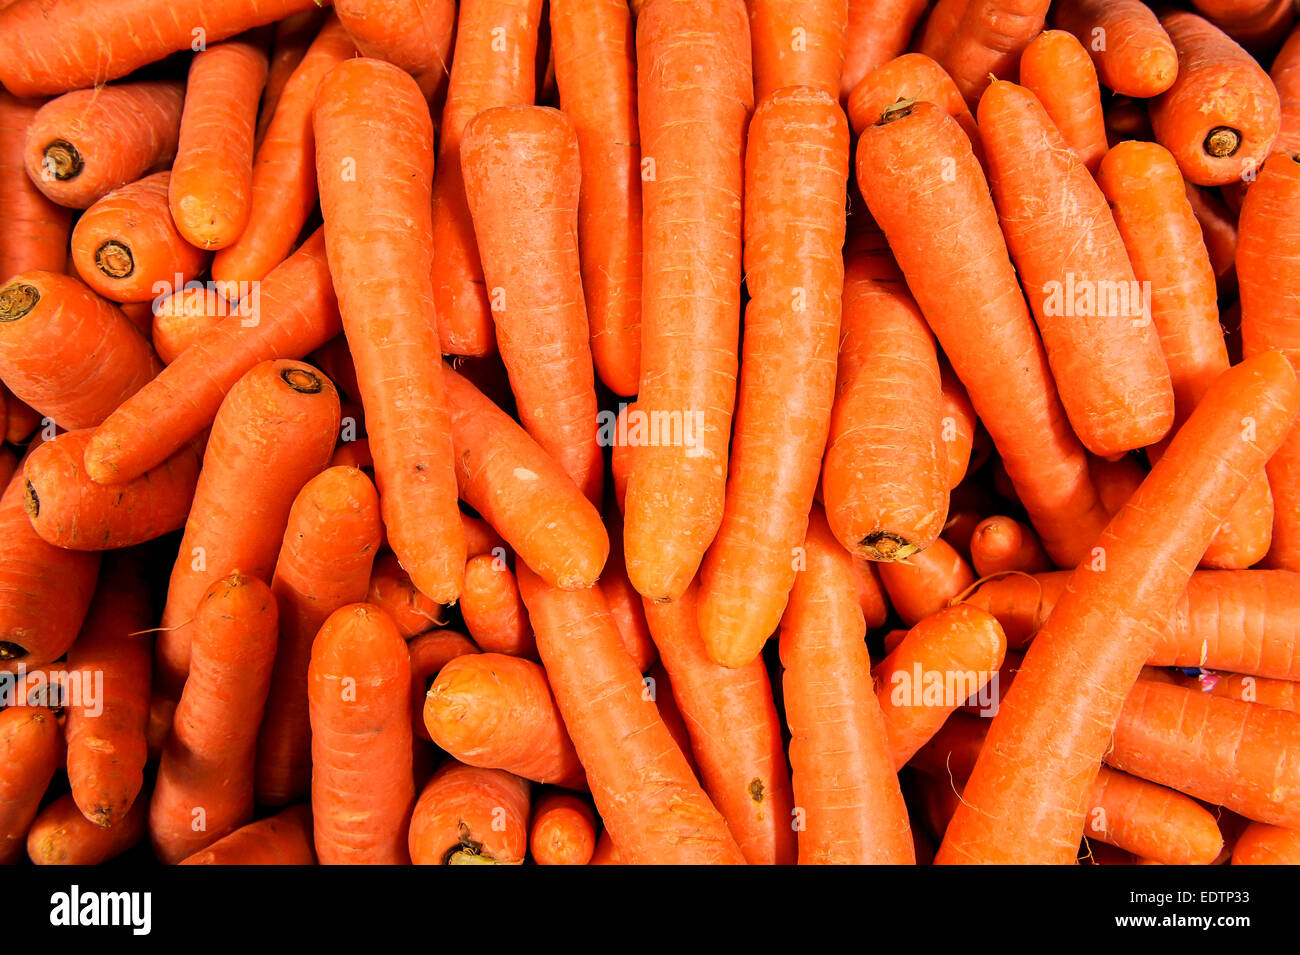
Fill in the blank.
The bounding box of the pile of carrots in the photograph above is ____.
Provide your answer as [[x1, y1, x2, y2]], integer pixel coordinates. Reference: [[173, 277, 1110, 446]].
[[3, 0, 1300, 868]]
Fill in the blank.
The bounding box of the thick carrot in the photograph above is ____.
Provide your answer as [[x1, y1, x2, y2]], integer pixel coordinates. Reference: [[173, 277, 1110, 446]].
[[460, 555, 537, 659], [334, 0, 457, 90], [822, 230, 947, 564], [460, 105, 603, 504], [780, 506, 914, 864], [28, 792, 147, 866], [624, 0, 753, 602], [857, 100, 1109, 566], [0, 707, 61, 864], [155, 360, 339, 693], [1052, 0, 1179, 98], [0, 92, 71, 283], [969, 516, 1051, 577], [21, 81, 183, 209], [309, 603, 415, 865], [1151, 12, 1282, 187], [431, 0, 545, 356], [315, 58, 466, 605], [424, 652, 584, 788], [530, 791, 597, 865], [549, 0, 642, 397], [747, 0, 847, 100], [71, 171, 211, 304], [408, 763, 530, 865], [517, 565, 746, 864], [1018, 30, 1108, 174], [256, 10, 327, 146], [1110, 679, 1300, 829], [845, 53, 983, 158], [0, 271, 161, 429], [213, 16, 355, 288], [1232, 821, 1300, 864], [408, 630, 478, 742], [256, 466, 383, 807], [367, 553, 447, 639], [170, 38, 269, 251], [916, 0, 969, 61], [980, 80, 1175, 459], [878, 538, 975, 628], [937, 352, 1300, 864], [179, 804, 315, 865], [85, 230, 341, 485], [443, 365, 609, 590], [939, 0, 1052, 105], [840, 0, 930, 101], [149, 572, 278, 864], [600, 506, 657, 672], [150, 286, 231, 364]]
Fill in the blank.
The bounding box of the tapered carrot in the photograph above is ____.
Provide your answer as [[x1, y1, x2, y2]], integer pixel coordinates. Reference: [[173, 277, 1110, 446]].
[[170, 39, 269, 251], [310, 603, 415, 865], [213, 16, 355, 288], [642, 583, 796, 865], [840, 0, 930, 101], [256, 10, 327, 146], [822, 230, 947, 564], [150, 286, 231, 364], [150, 573, 278, 864], [845, 53, 982, 157], [780, 506, 914, 864], [424, 652, 584, 788], [155, 360, 340, 693], [1052, 0, 1178, 97], [939, 0, 1052, 105], [1151, 12, 1281, 187], [367, 553, 447, 639], [530, 792, 597, 865], [85, 230, 341, 486], [409, 763, 530, 864], [1232, 821, 1300, 864], [938, 352, 1300, 865], [443, 366, 609, 590], [71, 172, 211, 304], [549, 0, 642, 397], [980, 80, 1175, 459], [969, 516, 1051, 577], [0, 92, 71, 283], [28, 792, 147, 866], [179, 804, 316, 865], [877, 539, 975, 628], [0, 271, 161, 429], [460, 555, 537, 659], [1018, 30, 1108, 174], [409, 630, 478, 742], [0, 707, 61, 864], [600, 505, 657, 672], [256, 466, 383, 807], [21, 82, 183, 210], [431, 0, 545, 356], [334, 0, 457, 92], [517, 566, 746, 864], [461, 106, 603, 504], [624, 0, 753, 602], [747, 0, 847, 100], [858, 100, 1109, 566], [315, 58, 466, 605]]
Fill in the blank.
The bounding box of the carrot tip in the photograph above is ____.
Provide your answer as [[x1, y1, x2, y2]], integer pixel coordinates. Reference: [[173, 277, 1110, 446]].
[[0, 283, 39, 322], [42, 140, 83, 181], [95, 242, 135, 279], [1204, 127, 1241, 159]]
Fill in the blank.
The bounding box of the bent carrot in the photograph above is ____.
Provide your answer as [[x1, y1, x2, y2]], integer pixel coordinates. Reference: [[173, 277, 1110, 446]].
[[367, 553, 447, 639], [408, 630, 479, 742], [1052, 0, 1178, 98], [0, 707, 61, 864], [530, 792, 597, 865], [409, 763, 530, 865], [460, 555, 537, 659], [1018, 30, 1108, 174], [747, 0, 847, 100], [28, 793, 147, 866], [0, 92, 71, 283], [179, 804, 315, 865]]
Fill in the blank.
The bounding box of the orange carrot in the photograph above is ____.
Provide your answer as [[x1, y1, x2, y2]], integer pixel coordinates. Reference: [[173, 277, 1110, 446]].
[[646, 661, 701, 777], [150, 285, 231, 364], [530, 791, 597, 865], [878, 538, 976, 628], [1052, 0, 1179, 97], [1272, 23, 1300, 154], [179, 804, 316, 865], [1199, 671, 1300, 712], [408, 763, 530, 864], [460, 554, 537, 659], [969, 516, 1051, 577], [747, 0, 847, 100], [28, 792, 147, 865], [588, 830, 621, 865], [334, 0, 457, 93], [367, 553, 447, 639], [0, 92, 71, 283], [0, 707, 61, 864], [846, 53, 983, 161], [0, 447, 16, 491], [1018, 30, 1108, 174], [852, 555, 891, 629], [1192, 0, 1294, 50], [256, 10, 327, 147], [408, 630, 478, 742], [939, 0, 1052, 105], [840, 0, 930, 101], [916, 0, 969, 61], [1231, 821, 1300, 864], [599, 505, 657, 672]]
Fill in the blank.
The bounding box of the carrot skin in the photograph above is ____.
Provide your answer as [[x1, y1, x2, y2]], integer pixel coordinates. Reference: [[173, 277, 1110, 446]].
[[1052, 0, 1179, 98], [0, 92, 71, 283], [28, 792, 148, 866], [530, 791, 597, 865], [408, 763, 530, 864], [179, 804, 315, 864], [0, 707, 61, 865]]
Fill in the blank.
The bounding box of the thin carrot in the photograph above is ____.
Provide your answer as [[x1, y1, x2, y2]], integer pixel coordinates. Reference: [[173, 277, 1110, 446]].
[[0, 707, 61, 864], [179, 804, 316, 865], [857, 100, 1109, 566], [530, 791, 597, 865], [878, 538, 976, 628], [1018, 30, 1109, 174], [1231, 821, 1300, 864], [846, 53, 983, 159], [309, 603, 415, 865], [646, 662, 701, 777], [28, 792, 148, 866], [409, 763, 530, 865], [460, 555, 537, 659], [840, 0, 930, 101], [334, 0, 457, 92], [1052, 0, 1179, 97], [937, 352, 1300, 864], [367, 553, 447, 639], [939, 0, 1052, 105], [0, 92, 71, 283], [408, 630, 479, 742], [747, 0, 847, 101], [149, 572, 278, 864], [600, 506, 657, 672], [256, 10, 327, 146]]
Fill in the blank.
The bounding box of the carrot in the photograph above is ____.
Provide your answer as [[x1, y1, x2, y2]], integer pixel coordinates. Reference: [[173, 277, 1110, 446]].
[[0, 271, 161, 429], [150, 285, 230, 364], [149, 572, 278, 864], [309, 603, 415, 865], [256, 10, 327, 147], [980, 80, 1175, 459], [256, 466, 383, 807], [0, 92, 71, 283], [334, 0, 457, 91], [21, 81, 183, 210], [916, 0, 969, 61], [155, 360, 340, 694], [0, 707, 61, 864], [1272, 23, 1300, 155], [408, 630, 478, 742], [939, 0, 1052, 105], [530, 791, 597, 865], [588, 830, 621, 865], [1231, 820, 1300, 864], [460, 555, 537, 659], [609, 401, 634, 514], [1185, 182, 1241, 301], [747, 0, 847, 101], [443, 365, 609, 590], [1110, 679, 1300, 829], [431, 0, 545, 357], [822, 229, 947, 564], [1051, 0, 1179, 98], [852, 555, 891, 629], [878, 538, 976, 628], [27, 792, 147, 866], [71, 171, 211, 304], [0, 447, 16, 491], [1199, 671, 1300, 712], [1018, 30, 1108, 174], [937, 352, 1300, 864], [624, 0, 753, 602], [409, 763, 530, 864], [1192, 0, 1295, 50], [424, 652, 585, 788], [85, 230, 341, 486], [367, 553, 447, 639], [213, 16, 355, 288], [643, 661, 702, 778], [599, 506, 657, 672], [1151, 12, 1282, 187], [460, 106, 603, 504], [549, 0, 642, 397], [840, 0, 930, 101], [845, 53, 983, 159], [169, 38, 269, 251], [969, 516, 1051, 577], [1088, 452, 1147, 516], [857, 100, 1109, 566], [179, 804, 315, 865], [1239, 152, 1300, 571], [642, 583, 796, 865], [3, 387, 40, 443], [145, 696, 176, 764], [516, 565, 746, 864], [780, 506, 914, 864], [315, 58, 466, 605]]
